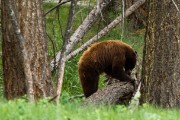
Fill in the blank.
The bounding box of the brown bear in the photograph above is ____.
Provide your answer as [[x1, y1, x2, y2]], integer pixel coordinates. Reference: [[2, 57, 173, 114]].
[[78, 40, 137, 98]]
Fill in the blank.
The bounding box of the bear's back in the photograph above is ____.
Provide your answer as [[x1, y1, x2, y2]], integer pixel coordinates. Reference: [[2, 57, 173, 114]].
[[78, 40, 132, 71]]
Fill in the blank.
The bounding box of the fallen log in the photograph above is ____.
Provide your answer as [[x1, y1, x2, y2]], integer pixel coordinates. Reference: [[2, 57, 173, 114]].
[[81, 81, 135, 106]]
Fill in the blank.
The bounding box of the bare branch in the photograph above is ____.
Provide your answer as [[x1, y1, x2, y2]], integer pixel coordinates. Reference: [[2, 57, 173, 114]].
[[121, 0, 125, 41], [44, 0, 71, 16], [51, 0, 112, 68], [55, 0, 77, 103], [67, 0, 146, 60], [46, 32, 57, 71], [65, 0, 112, 53], [172, 0, 180, 13], [128, 82, 141, 111]]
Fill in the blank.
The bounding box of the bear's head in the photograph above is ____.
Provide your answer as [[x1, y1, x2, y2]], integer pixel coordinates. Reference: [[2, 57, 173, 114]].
[[125, 50, 137, 72]]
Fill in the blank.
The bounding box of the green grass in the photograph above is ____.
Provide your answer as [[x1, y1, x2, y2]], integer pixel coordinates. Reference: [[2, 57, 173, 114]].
[[0, 99, 180, 120]]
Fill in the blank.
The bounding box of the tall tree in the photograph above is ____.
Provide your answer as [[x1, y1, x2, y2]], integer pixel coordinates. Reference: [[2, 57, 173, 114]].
[[141, 0, 180, 107], [2, 0, 54, 100]]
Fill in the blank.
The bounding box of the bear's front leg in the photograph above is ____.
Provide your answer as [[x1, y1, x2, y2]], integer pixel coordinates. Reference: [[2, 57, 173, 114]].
[[111, 57, 135, 83]]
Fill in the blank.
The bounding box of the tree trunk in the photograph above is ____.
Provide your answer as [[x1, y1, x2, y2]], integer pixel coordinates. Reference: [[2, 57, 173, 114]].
[[141, 0, 180, 107], [2, 0, 54, 100]]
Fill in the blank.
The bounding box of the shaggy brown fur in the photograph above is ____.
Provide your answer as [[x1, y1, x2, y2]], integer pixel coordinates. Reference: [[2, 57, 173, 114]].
[[78, 40, 136, 97]]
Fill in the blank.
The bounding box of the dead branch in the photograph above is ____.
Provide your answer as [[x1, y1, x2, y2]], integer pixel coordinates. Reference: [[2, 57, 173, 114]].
[[44, 0, 71, 16], [55, 0, 77, 103], [172, 0, 180, 13], [50, 0, 112, 69], [67, 0, 146, 60], [121, 0, 125, 40]]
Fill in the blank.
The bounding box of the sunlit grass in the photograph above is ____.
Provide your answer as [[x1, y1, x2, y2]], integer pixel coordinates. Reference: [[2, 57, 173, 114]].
[[0, 99, 179, 120]]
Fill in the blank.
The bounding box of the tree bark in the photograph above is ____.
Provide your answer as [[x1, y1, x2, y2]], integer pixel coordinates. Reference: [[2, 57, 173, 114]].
[[3, 0, 36, 102], [141, 0, 180, 107], [2, 0, 54, 100]]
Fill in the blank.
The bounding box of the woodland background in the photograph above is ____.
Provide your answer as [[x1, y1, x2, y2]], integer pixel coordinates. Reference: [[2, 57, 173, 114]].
[[0, 0, 180, 119]]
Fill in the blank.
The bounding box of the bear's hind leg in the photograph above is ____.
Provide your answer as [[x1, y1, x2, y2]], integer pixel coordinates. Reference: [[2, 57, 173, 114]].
[[79, 70, 99, 98]]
